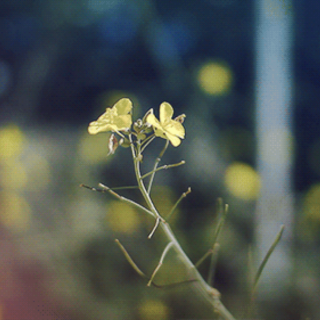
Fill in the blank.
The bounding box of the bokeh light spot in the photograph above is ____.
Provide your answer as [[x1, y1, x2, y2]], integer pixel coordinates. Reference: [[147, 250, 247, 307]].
[[78, 131, 111, 164], [303, 184, 320, 222], [197, 61, 233, 95], [224, 162, 261, 200], [0, 124, 25, 161], [1, 160, 28, 190], [0, 191, 31, 232], [106, 201, 140, 234], [138, 299, 170, 320]]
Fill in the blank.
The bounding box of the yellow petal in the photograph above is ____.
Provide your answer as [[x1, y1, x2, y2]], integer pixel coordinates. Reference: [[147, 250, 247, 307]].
[[88, 121, 118, 134], [146, 113, 161, 129], [165, 131, 181, 147], [113, 114, 132, 130], [165, 120, 185, 139], [114, 98, 133, 115], [159, 102, 174, 125], [153, 126, 168, 139]]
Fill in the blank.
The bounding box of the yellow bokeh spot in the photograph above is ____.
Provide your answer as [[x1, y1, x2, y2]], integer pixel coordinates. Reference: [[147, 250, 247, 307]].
[[0, 160, 28, 190], [0, 191, 31, 232], [303, 184, 320, 222], [224, 162, 261, 201], [106, 201, 140, 234], [138, 299, 170, 320], [0, 124, 25, 161], [78, 130, 111, 164], [197, 61, 233, 95]]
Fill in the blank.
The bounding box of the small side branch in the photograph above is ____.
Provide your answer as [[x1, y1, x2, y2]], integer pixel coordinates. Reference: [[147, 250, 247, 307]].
[[207, 243, 220, 287], [115, 239, 196, 289], [147, 140, 169, 194], [141, 161, 186, 180], [195, 198, 228, 269], [80, 183, 155, 218], [148, 217, 163, 239], [140, 135, 156, 154], [115, 239, 148, 279], [147, 241, 174, 287], [251, 225, 285, 297], [212, 199, 228, 246], [166, 187, 192, 222]]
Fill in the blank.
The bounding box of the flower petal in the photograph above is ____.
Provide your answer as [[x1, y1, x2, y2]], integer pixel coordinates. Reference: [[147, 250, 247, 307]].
[[165, 120, 185, 139], [146, 113, 161, 129], [165, 131, 182, 147], [113, 114, 132, 131], [114, 98, 133, 115], [153, 126, 167, 139], [88, 121, 118, 134], [159, 102, 174, 125]]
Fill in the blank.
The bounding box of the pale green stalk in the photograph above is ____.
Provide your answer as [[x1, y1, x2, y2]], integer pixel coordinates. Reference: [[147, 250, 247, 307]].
[[147, 140, 169, 194], [128, 134, 236, 320]]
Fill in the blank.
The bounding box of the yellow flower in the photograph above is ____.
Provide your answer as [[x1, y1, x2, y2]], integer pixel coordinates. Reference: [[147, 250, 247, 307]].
[[146, 102, 185, 147], [88, 98, 132, 134]]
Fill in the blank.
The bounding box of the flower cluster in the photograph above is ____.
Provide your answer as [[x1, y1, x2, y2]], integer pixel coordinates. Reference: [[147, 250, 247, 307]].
[[88, 98, 186, 153]]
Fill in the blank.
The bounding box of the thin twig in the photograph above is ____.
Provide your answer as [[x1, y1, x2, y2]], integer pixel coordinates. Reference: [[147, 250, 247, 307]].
[[212, 200, 228, 247], [147, 242, 174, 287], [166, 187, 191, 222], [251, 225, 285, 297], [195, 248, 214, 268], [147, 140, 169, 194], [115, 239, 148, 279], [148, 217, 163, 239], [141, 160, 185, 180], [207, 243, 220, 287], [80, 184, 138, 191], [115, 239, 197, 288], [140, 135, 156, 153], [80, 183, 155, 218]]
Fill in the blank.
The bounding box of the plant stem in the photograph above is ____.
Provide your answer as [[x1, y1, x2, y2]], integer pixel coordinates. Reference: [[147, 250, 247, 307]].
[[129, 135, 237, 320], [147, 140, 169, 194]]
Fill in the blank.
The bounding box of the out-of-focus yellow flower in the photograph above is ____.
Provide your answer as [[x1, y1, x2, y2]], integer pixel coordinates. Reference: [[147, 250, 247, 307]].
[[146, 102, 185, 147], [88, 98, 132, 134]]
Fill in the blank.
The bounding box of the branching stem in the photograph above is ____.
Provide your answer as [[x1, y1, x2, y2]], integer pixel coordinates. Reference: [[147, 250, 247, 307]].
[[129, 137, 236, 320], [140, 160, 185, 180]]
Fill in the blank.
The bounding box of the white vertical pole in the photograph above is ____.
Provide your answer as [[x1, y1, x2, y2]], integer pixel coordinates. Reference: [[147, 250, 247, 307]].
[[254, 0, 294, 298]]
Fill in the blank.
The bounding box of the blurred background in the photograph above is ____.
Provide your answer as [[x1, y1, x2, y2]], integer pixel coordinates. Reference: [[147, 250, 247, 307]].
[[0, 0, 319, 319]]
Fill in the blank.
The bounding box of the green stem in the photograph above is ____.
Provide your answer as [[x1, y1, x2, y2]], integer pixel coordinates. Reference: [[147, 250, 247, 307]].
[[140, 161, 185, 180], [129, 136, 236, 320], [97, 183, 155, 218], [207, 243, 220, 287], [251, 225, 285, 298], [166, 187, 191, 222], [147, 140, 169, 194], [147, 241, 174, 286], [115, 239, 148, 279], [140, 135, 156, 153]]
